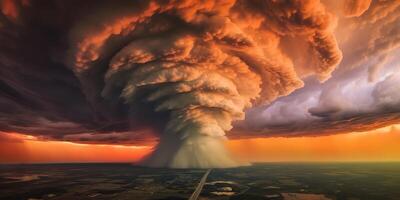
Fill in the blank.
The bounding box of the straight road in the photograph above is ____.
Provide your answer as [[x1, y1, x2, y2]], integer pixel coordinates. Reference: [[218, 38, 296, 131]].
[[188, 169, 212, 200]]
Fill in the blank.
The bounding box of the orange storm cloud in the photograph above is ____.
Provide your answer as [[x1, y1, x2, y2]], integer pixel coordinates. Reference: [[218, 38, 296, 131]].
[[1, 0, 400, 168]]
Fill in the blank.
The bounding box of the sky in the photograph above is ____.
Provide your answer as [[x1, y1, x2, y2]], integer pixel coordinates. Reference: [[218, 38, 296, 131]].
[[0, 0, 399, 166], [1, 124, 400, 163]]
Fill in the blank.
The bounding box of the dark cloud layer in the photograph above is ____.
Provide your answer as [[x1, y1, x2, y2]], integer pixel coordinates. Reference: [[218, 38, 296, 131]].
[[0, 0, 399, 148], [0, 0, 160, 144]]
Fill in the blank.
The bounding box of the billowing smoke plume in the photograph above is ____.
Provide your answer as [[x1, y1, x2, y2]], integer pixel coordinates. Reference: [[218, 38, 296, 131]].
[[68, 0, 341, 168]]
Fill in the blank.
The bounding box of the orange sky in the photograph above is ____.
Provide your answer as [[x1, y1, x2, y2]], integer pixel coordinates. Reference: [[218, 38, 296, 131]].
[[1, 124, 400, 164], [228, 125, 400, 163], [0, 134, 151, 164]]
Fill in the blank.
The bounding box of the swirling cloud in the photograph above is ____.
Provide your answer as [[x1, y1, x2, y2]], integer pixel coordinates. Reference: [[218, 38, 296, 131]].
[[0, 0, 398, 167]]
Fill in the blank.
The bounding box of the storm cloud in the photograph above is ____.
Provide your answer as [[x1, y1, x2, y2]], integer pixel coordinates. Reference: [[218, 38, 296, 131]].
[[0, 0, 399, 167]]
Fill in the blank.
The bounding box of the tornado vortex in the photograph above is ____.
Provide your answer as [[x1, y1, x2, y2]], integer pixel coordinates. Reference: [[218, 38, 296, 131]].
[[69, 0, 342, 168]]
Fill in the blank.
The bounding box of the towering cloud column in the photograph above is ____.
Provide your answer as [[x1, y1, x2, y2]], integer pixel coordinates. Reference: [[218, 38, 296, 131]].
[[69, 0, 341, 168], [100, 22, 263, 168]]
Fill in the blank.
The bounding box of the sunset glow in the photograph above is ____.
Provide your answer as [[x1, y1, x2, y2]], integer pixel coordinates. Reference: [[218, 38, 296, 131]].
[[228, 125, 400, 163], [0, 133, 150, 164], [2, 124, 399, 164]]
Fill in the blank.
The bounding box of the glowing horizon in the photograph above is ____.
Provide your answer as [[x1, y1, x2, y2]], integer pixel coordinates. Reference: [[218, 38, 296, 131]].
[[1, 124, 399, 164]]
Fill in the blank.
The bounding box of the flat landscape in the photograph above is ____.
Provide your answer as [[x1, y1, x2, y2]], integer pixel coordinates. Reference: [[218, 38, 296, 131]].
[[1, 163, 399, 200]]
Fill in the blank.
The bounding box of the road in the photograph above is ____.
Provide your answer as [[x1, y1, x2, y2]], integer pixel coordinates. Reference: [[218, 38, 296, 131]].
[[188, 169, 212, 200]]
